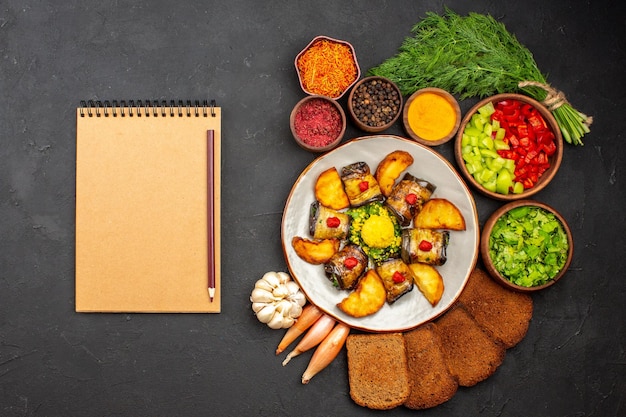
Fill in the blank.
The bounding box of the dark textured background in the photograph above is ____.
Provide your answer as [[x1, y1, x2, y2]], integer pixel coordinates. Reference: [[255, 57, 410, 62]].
[[1, 1, 624, 416]]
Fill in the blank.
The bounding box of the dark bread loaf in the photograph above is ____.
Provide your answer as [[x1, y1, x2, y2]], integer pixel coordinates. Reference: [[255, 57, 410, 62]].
[[403, 323, 458, 409], [435, 304, 506, 387], [346, 333, 410, 410], [458, 268, 533, 348], [346, 268, 536, 410]]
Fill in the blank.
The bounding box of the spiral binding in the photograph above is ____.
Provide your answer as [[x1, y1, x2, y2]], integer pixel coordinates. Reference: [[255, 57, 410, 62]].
[[79, 99, 217, 118]]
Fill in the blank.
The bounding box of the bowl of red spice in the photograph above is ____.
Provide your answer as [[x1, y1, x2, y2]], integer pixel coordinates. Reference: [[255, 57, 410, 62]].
[[295, 36, 360, 100], [290, 95, 346, 153], [347, 76, 403, 133], [454, 93, 563, 200]]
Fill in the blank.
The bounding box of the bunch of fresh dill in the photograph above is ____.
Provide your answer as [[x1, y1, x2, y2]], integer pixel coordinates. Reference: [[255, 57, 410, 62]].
[[368, 9, 591, 145]]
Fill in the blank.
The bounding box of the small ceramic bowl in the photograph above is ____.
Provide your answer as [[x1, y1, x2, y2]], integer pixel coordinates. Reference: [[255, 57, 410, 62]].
[[295, 36, 360, 100], [480, 199, 574, 292], [290, 95, 346, 153], [347, 76, 403, 133], [402, 87, 461, 146], [454, 93, 563, 201]]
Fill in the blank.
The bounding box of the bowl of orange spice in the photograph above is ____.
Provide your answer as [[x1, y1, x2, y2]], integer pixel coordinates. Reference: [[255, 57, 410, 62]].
[[295, 36, 361, 99], [402, 87, 461, 146]]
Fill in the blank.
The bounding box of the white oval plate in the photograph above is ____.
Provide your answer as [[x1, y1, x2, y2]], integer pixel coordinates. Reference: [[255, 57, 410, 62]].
[[281, 135, 479, 332]]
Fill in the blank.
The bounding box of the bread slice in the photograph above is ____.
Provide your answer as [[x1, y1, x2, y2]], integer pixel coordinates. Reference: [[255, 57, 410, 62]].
[[435, 304, 506, 387], [403, 323, 458, 409], [346, 333, 410, 410], [458, 268, 533, 348]]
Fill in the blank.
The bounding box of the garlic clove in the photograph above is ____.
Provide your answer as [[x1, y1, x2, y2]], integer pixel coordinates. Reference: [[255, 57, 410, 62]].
[[262, 272, 281, 288], [267, 313, 285, 329], [285, 281, 301, 295], [254, 279, 275, 292], [250, 288, 275, 304], [274, 299, 292, 315], [251, 302, 267, 313], [288, 302, 303, 319], [289, 291, 307, 307], [255, 304, 276, 324], [281, 316, 295, 329], [272, 285, 290, 299], [276, 271, 291, 284]]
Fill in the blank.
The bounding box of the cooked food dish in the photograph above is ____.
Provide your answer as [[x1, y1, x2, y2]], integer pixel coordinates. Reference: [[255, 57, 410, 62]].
[[401, 228, 449, 266], [340, 161, 384, 207], [314, 167, 350, 210], [346, 201, 402, 266], [309, 201, 351, 240], [385, 173, 436, 226], [337, 269, 387, 318], [374, 150, 414, 197], [413, 198, 467, 230], [291, 236, 340, 265], [407, 262, 445, 306], [375, 258, 414, 304], [324, 244, 368, 290], [281, 136, 479, 332]]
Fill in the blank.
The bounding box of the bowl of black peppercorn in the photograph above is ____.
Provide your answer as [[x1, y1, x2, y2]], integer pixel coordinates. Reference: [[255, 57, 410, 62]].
[[347, 76, 403, 133]]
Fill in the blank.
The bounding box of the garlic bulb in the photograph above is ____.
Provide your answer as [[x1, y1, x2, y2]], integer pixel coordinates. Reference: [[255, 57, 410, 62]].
[[250, 271, 307, 329]]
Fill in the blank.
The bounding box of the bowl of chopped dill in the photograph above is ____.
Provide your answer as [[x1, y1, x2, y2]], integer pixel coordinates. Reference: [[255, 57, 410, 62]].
[[481, 199, 573, 292], [455, 93, 563, 200], [295, 36, 361, 100]]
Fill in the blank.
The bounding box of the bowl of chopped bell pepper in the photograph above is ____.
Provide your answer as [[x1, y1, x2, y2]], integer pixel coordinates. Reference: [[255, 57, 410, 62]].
[[480, 199, 573, 292], [295, 36, 361, 100], [454, 93, 563, 200]]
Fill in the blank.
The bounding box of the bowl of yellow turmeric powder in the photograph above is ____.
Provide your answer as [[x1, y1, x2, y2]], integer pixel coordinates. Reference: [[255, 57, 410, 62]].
[[295, 36, 361, 100], [402, 88, 461, 146]]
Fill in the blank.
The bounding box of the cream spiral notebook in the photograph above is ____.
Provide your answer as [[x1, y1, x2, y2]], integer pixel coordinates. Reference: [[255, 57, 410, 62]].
[[75, 100, 221, 313]]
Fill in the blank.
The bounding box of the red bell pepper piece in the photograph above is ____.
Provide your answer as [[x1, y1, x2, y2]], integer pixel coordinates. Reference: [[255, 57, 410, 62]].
[[542, 140, 557, 156], [504, 108, 520, 121], [497, 149, 518, 161], [493, 99, 557, 191], [524, 149, 538, 165], [536, 130, 555, 146], [528, 115, 545, 131], [518, 129, 531, 144], [491, 109, 505, 122], [522, 178, 534, 189], [521, 103, 535, 117]]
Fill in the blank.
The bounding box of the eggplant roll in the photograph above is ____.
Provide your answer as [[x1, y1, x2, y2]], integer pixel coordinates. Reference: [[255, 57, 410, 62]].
[[324, 244, 368, 290], [309, 201, 351, 240], [340, 162, 384, 207], [385, 173, 437, 227], [375, 258, 414, 304], [401, 228, 450, 266]]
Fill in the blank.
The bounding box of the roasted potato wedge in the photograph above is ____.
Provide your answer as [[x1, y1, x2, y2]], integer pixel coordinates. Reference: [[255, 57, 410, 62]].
[[375, 150, 414, 197], [413, 198, 466, 231], [315, 167, 350, 210], [408, 262, 444, 306], [337, 269, 386, 318], [291, 236, 340, 265]]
